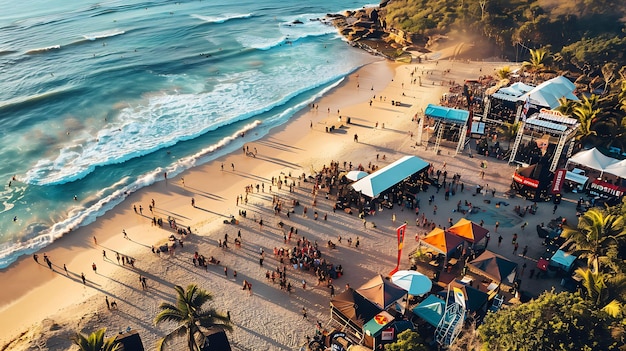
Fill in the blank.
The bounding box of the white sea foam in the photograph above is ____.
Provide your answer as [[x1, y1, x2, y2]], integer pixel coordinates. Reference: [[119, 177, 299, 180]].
[[82, 29, 125, 41], [191, 13, 252, 24], [25, 45, 61, 54], [0, 122, 262, 268]]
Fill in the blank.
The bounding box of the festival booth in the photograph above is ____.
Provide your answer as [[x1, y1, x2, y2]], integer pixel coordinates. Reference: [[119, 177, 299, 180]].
[[415, 228, 465, 275], [341, 155, 430, 214], [549, 249, 577, 273], [437, 280, 489, 315], [330, 288, 382, 345], [447, 218, 489, 246], [329, 276, 412, 349], [411, 294, 446, 327], [566, 148, 626, 201], [351, 156, 429, 198], [511, 163, 554, 201], [468, 250, 518, 287], [421, 104, 470, 155]]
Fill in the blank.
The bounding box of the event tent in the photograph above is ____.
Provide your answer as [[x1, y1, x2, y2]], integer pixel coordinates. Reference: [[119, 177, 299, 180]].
[[491, 82, 534, 102], [468, 250, 518, 284], [549, 249, 577, 272], [419, 228, 465, 256], [447, 218, 489, 243], [330, 288, 382, 328], [351, 155, 429, 198], [440, 280, 489, 313], [412, 294, 445, 327], [517, 76, 578, 109], [357, 275, 407, 310], [567, 148, 620, 175], [424, 104, 470, 124]]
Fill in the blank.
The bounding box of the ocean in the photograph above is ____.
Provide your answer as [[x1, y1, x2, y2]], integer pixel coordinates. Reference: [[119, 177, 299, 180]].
[[0, 0, 379, 268]]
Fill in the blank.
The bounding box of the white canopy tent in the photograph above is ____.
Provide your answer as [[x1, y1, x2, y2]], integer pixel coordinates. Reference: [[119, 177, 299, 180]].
[[351, 155, 429, 198], [517, 76, 578, 109], [567, 148, 626, 178]]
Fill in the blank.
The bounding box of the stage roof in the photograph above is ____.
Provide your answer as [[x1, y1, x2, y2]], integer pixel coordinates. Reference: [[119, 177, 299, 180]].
[[517, 76, 578, 109], [491, 81, 534, 102], [424, 104, 470, 124], [351, 155, 429, 198]]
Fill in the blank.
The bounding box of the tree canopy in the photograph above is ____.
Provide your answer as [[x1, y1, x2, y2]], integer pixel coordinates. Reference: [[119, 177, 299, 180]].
[[477, 291, 622, 350]]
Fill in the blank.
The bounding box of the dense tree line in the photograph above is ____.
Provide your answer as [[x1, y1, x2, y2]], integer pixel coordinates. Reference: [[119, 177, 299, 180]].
[[383, 0, 626, 70]]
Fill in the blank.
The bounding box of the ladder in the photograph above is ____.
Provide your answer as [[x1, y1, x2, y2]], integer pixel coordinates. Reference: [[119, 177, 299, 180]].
[[435, 302, 465, 346], [455, 124, 468, 155], [508, 121, 525, 164], [550, 134, 568, 172], [433, 120, 444, 154]]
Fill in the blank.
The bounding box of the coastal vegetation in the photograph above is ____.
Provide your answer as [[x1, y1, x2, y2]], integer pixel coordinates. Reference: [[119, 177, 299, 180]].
[[71, 328, 120, 351], [475, 199, 626, 350], [154, 284, 232, 351], [382, 0, 626, 68]]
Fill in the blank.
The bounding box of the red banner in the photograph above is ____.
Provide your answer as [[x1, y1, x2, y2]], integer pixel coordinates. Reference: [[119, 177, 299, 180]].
[[590, 179, 626, 197], [551, 169, 566, 194], [389, 223, 407, 276], [513, 173, 539, 188]]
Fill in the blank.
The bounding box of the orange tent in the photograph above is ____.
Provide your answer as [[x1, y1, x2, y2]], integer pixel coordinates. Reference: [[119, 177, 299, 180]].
[[448, 218, 489, 243], [419, 228, 465, 256]]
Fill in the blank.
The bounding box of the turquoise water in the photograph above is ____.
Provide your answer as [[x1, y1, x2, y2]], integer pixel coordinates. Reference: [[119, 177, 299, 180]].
[[0, 0, 379, 268]]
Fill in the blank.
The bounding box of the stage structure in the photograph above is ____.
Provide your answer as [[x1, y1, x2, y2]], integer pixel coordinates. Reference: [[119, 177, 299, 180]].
[[423, 104, 470, 156], [508, 109, 579, 172], [483, 76, 577, 124]]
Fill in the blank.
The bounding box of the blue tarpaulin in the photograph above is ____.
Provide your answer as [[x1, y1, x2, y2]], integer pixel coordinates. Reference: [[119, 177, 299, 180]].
[[424, 104, 470, 124]]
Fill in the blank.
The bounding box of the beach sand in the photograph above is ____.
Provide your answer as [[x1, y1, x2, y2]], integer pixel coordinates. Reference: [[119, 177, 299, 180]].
[[1, 51, 575, 351]]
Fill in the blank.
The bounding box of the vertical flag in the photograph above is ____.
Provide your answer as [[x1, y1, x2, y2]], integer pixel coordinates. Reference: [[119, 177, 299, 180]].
[[453, 287, 466, 309], [389, 223, 407, 276], [521, 96, 531, 121]]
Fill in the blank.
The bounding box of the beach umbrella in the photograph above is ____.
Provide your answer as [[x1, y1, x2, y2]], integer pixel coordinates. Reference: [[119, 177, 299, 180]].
[[391, 270, 432, 296], [346, 170, 369, 181]]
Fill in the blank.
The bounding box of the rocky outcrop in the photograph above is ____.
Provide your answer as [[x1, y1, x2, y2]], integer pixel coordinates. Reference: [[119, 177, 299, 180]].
[[327, 4, 412, 59]]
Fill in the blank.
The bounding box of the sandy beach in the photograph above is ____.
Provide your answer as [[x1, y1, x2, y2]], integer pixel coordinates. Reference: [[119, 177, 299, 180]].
[[1, 50, 575, 351]]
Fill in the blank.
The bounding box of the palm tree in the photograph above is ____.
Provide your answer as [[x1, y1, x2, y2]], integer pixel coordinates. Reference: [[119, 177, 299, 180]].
[[562, 208, 626, 272], [154, 284, 232, 351], [71, 328, 121, 351], [555, 97, 578, 116], [572, 95, 602, 144], [521, 47, 551, 81], [495, 66, 512, 80], [575, 267, 626, 318]]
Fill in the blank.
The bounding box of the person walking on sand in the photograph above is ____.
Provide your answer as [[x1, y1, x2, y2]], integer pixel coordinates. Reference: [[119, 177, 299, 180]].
[[191, 198, 195, 207], [123, 229, 128, 239], [231, 163, 235, 171], [302, 307, 308, 320], [92, 262, 97, 273], [93, 236, 97, 245], [81, 273, 86, 285]]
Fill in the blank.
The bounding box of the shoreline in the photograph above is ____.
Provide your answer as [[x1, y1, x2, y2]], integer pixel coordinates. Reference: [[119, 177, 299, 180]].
[[1, 55, 530, 350]]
